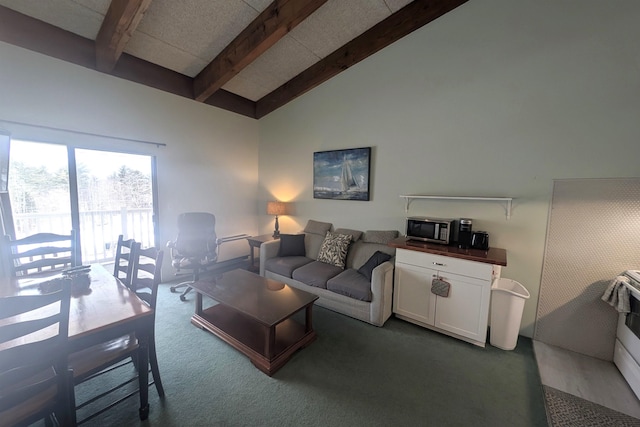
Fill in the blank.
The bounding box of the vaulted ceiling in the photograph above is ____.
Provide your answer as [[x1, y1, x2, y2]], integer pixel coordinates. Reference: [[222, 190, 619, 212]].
[[0, 0, 468, 119]]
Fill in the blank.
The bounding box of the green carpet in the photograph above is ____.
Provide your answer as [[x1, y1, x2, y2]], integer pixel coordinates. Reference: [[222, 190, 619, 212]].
[[75, 279, 548, 426]]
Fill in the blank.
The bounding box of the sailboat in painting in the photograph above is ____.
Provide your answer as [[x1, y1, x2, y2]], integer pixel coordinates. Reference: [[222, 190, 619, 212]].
[[313, 147, 371, 201], [340, 155, 359, 193]]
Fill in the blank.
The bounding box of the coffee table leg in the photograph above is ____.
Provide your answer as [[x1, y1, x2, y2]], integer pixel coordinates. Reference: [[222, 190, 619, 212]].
[[305, 304, 314, 333], [196, 292, 203, 316], [265, 325, 276, 359]]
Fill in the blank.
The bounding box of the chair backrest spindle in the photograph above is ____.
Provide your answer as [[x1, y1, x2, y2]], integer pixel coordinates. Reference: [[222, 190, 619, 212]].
[[2, 230, 78, 277], [0, 279, 73, 426], [113, 235, 136, 286]]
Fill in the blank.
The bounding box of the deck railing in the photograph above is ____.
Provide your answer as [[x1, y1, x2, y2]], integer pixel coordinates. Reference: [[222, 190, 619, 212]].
[[13, 208, 155, 264]]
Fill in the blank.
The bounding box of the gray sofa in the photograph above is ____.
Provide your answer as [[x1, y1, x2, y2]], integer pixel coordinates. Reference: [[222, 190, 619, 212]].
[[259, 220, 398, 327]]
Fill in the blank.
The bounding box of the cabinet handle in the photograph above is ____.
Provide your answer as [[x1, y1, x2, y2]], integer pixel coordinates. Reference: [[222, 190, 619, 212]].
[[433, 262, 446, 266]]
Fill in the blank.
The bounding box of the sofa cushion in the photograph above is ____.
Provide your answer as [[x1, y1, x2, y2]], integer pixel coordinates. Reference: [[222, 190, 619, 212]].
[[305, 233, 325, 260], [278, 234, 306, 257], [316, 232, 352, 268], [304, 220, 332, 236], [346, 241, 396, 270], [327, 269, 373, 302], [264, 256, 313, 278], [334, 228, 362, 242], [358, 251, 392, 281], [292, 261, 343, 289], [362, 230, 399, 244]]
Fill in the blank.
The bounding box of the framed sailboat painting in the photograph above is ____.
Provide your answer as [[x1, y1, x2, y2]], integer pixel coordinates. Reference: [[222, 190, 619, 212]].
[[313, 147, 371, 201]]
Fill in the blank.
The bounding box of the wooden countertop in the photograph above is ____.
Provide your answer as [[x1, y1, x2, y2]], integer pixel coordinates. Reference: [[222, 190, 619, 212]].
[[388, 237, 507, 266]]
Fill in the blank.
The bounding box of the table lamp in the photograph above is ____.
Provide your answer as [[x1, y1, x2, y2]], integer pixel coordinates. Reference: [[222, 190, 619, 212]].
[[267, 201, 289, 238]]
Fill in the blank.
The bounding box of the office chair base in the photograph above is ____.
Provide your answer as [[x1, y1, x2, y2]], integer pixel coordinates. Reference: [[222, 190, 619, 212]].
[[170, 281, 194, 301]]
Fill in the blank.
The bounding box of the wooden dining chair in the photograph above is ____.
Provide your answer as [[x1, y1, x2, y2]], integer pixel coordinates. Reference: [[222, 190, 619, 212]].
[[68, 243, 164, 424], [3, 230, 79, 277], [113, 235, 136, 286], [0, 279, 74, 427], [127, 242, 165, 398]]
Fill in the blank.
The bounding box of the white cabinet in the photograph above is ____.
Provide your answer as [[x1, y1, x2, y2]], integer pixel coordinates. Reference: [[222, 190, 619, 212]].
[[393, 248, 501, 347], [394, 262, 437, 325]]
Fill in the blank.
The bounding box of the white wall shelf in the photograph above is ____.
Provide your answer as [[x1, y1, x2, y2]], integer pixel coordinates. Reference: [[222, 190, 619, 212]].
[[400, 195, 514, 219]]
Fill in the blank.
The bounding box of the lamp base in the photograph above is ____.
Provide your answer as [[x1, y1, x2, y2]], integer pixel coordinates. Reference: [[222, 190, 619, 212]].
[[272, 215, 280, 238]]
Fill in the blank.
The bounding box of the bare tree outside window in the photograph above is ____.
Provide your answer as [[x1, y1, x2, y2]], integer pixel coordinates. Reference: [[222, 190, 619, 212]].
[[7, 140, 155, 263]]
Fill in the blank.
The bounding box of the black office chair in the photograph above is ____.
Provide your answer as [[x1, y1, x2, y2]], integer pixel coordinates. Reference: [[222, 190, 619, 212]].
[[167, 212, 245, 301]]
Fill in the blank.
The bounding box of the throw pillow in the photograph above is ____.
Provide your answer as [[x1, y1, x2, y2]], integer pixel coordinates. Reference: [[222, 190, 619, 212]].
[[334, 228, 363, 242], [358, 251, 392, 281], [316, 232, 352, 269], [277, 234, 306, 257]]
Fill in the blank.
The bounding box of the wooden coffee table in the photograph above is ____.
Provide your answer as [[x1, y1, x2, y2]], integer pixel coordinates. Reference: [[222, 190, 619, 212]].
[[190, 269, 319, 376]]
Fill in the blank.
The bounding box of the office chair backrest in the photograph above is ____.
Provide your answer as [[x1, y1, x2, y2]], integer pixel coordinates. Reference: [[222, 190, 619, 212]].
[[174, 212, 218, 259]]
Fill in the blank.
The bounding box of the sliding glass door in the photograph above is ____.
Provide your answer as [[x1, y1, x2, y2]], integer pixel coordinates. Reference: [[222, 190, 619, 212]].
[[75, 149, 156, 263], [5, 139, 158, 265], [6, 141, 72, 238]]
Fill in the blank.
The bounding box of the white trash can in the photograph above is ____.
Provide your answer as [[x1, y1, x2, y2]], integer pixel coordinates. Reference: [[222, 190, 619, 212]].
[[490, 278, 530, 350]]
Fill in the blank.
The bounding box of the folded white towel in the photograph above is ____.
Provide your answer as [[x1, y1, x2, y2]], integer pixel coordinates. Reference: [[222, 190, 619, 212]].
[[602, 275, 631, 313]]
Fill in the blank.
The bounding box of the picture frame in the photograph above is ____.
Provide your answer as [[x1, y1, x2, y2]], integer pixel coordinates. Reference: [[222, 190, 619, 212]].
[[313, 147, 371, 201]]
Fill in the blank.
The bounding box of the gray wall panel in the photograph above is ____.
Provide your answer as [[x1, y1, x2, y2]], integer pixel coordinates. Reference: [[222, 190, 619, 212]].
[[535, 178, 640, 360]]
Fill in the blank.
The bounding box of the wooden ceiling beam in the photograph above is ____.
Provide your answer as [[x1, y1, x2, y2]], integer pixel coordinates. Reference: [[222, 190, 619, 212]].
[[255, 0, 469, 118], [0, 6, 256, 118], [193, 0, 328, 103], [95, 0, 153, 72]]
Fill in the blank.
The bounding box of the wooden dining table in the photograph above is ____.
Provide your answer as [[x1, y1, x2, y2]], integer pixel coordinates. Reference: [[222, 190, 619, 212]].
[[0, 263, 154, 420]]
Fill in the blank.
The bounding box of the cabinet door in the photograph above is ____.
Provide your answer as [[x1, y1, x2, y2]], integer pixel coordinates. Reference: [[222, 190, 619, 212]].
[[393, 262, 436, 325], [433, 272, 491, 342]]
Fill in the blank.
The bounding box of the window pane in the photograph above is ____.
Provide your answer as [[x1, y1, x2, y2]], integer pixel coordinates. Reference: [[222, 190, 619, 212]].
[[7, 140, 71, 238], [75, 149, 154, 263]]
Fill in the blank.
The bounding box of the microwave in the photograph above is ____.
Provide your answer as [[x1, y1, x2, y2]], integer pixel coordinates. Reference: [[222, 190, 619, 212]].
[[405, 217, 454, 245]]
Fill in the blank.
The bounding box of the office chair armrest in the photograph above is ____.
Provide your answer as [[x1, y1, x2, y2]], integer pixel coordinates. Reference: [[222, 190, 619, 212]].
[[215, 234, 249, 246]]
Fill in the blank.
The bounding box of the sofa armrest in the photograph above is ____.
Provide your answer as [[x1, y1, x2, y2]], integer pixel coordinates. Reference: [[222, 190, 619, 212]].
[[369, 259, 395, 326], [259, 239, 281, 276]]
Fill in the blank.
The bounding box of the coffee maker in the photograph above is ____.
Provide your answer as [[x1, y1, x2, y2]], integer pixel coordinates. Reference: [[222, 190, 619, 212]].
[[457, 218, 473, 249]]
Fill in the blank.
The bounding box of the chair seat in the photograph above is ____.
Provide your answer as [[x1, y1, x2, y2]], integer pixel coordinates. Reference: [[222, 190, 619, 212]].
[[69, 335, 139, 381], [0, 367, 59, 426], [172, 256, 214, 269]]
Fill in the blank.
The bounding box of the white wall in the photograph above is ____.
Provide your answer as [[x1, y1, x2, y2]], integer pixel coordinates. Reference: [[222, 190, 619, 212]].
[[0, 41, 260, 278], [257, 0, 640, 337]]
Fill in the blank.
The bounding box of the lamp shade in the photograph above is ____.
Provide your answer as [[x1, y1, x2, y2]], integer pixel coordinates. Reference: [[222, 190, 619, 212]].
[[267, 201, 289, 216]]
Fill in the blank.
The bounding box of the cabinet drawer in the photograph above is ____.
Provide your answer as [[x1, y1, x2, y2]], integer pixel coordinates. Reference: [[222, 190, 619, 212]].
[[396, 248, 493, 280]]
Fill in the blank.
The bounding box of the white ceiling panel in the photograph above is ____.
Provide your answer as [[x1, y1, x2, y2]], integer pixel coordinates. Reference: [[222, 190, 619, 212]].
[[123, 31, 207, 77], [288, 0, 393, 59], [241, 0, 273, 14], [220, 73, 269, 102], [223, 35, 320, 101], [0, 0, 438, 114], [384, 0, 414, 13], [132, 0, 260, 63], [0, 0, 107, 39], [70, 0, 110, 15]]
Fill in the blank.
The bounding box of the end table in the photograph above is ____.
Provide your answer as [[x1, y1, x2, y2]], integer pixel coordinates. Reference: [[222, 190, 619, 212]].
[[246, 234, 278, 272]]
